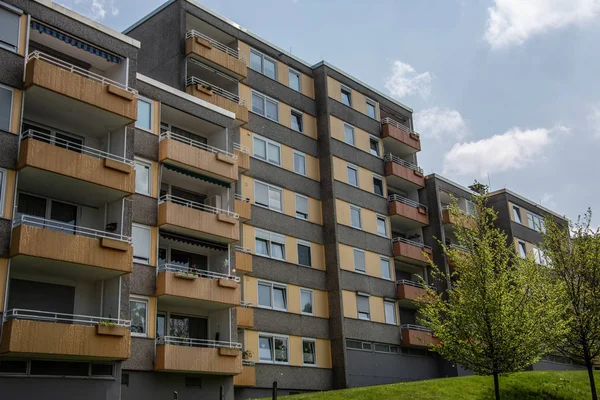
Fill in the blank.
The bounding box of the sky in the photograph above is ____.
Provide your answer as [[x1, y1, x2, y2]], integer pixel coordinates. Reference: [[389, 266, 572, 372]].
[[56, 0, 600, 224]]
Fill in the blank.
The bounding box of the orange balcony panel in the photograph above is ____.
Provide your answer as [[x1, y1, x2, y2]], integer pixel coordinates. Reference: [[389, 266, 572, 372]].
[[234, 364, 256, 387], [384, 161, 424, 190], [185, 37, 247, 80], [234, 149, 250, 172], [235, 199, 251, 221], [382, 121, 421, 152], [389, 201, 429, 226], [235, 251, 252, 274], [0, 319, 130, 360], [156, 271, 240, 308], [401, 327, 440, 348], [442, 209, 477, 230], [155, 345, 241, 375], [397, 283, 428, 303], [236, 307, 254, 328], [393, 240, 432, 266], [186, 84, 248, 125]]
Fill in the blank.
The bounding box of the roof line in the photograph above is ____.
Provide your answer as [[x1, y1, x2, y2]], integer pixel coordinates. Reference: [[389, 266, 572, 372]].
[[487, 188, 565, 220], [123, 0, 176, 34], [427, 173, 474, 196]]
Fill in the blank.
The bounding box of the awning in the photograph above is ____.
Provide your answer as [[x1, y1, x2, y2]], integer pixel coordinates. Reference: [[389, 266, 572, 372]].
[[31, 21, 121, 64], [163, 164, 230, 188], [160, 231, 228, 252]]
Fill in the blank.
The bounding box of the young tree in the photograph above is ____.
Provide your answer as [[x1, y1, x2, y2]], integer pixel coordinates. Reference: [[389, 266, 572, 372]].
[[541, 210, 600, 400], [419, 193, 567, 400]]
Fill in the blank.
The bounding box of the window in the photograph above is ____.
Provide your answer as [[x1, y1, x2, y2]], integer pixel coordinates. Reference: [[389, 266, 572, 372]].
[[135, 98, 153, 132], [353, 248, 365, 273], [346, 340, 372, 351], [300, 289, 314, 315], [251, 91, 278, 121], [369, 136, 380, 156], [366, 99, 376, 119], [373, 175, 383, 196], [293, 151, 306, 176], [350, 206, 362, 229], [259, 334, 289, 364], [250, 49, 277, 79], [130, 297, 148, 337], [254, 181, 283, 212], [132, 224, 151, 264], [466, 200, 477, 217], [357, 294, 370, 320], [258, 281, 288, 311], [402, 347, 430, 357], [343, 124, 355, 146], [0, 6, 20, 53], [374, 343, 399, 354], [527, 212, 545, 232], [297, 241, 312, 267], [532, 246, 546, 265], [0, 85, 13, 132], [295, 194, 308, 220], [347, 164, 358, 187], [341, 86, 352, 106], [517, 240, 527, 258], [377, 215, 387, 237], [289, 69, 301, 92], [291, 110, 303, 133], [253, 134, 281, 166], [302, 339, 316, 365], [512, 205, 522, 223], [0, 168, 4, 218], [384, 301, 396, 325], [255, 229, 286, 260], [380, 257, 391, 280], [134, 158, 151, 196]]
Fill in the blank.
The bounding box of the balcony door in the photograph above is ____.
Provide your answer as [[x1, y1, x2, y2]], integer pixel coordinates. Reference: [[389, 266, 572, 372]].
[[17, 193, 78, 234], [168, 314, 208, 342]]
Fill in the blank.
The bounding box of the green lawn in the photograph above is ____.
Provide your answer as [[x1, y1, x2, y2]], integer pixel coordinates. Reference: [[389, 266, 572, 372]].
[[265, 370, 599, 400]]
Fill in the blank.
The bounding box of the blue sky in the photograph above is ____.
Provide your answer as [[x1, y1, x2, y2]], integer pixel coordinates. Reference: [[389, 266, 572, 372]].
[[58, 0, 600, 223]]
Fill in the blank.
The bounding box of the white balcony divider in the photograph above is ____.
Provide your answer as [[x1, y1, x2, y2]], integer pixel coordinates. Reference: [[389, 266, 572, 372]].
[[240, 300, 253, 307], [27, 51, 137, 94], [233, 142, 250, 154], [156, 336, 242, 349], [401, 324, 433, 332], [186, 30, 247, 64], [384, 153, 423, 174], [186, 76, 248, 107], [242, 360, 255, 366], [396, 279, 427, 289], [158, 264, 240, 282], [234, 193, 250, 203], [4, 308, 131, 327], [159, 194, 239, 219], [381, 117, 419, 138], [21, 129, 133, 165], [159, 130, 237, 159], [388, 194, 428, 212], [235, 245, 252, 254], [13, 214, 132, 243], [392, 236, 432, 250]]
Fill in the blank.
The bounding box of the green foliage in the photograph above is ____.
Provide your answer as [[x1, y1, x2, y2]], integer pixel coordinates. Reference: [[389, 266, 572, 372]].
[[99, 320, 117, 327]]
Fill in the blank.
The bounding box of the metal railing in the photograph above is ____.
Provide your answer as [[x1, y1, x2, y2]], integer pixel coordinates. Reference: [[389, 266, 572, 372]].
[[242, 360, 255, 367], [156, 336, 242, 349], [233, 142, 250, 154], [186, 30, 247, 64], [384, 154, 423, 174], [449, 244, 469, 252], [388, 194, 428, 212], [21, 129, 133, 165], [159, 130, 236, 159], [186, 76, 248, 107], [158, 264, 240, 282], [159, 194, 239, 219], [235, 245, 252, 254], [396, 279, 427, 289], [27, 51, 137, 94], [381, 117, 419, 138], [401, 324, 433, 332], [235, 193, 250, 203], [240, 301, 253, 307], [4, 308, 131, 327], [13, 215, 132, 243], [392, 237, 432, 250]]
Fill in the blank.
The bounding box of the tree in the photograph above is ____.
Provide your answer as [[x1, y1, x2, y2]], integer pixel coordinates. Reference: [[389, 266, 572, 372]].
[[419, 192, 567, 400], [541, 209, 600, 400]]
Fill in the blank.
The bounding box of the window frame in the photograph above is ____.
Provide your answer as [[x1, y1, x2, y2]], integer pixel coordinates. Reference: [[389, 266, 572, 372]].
[[341, 85, 352, 107], [297, 240, 312, 267], [517, 240, 527, 258], [372, 174, 384, 196], [290, 109, 304, 133], [300, 288, 314, 316], [527, 211, 545, 233], [251, 90, 279, 122], [384, 300, 396, 325], [0, 168, 5, 218], [374, 343, 399, 354], [135, 96, 154, 133], [353, 248, 366, 274], [133, 157, 152, 196], [343, 123, 355, 146], [257, 280, 288, 312], [512, 205, 522, 224], [0, 4, 22, 54], [347, 163, 359, 187], [258, 333, 290, 365], [350, 205, 362, 229], [250, 49, 278, 80], [252, 134, 282, 167], [254, 180, 283, 213], [376, 215, 388, 237], [380, 257, 392, 280], [369, 135, 380, 157], [0, 83, 14, 132], [346, 339, 372, 352], [132, 223, 152, 265], [129, 295, 149, 338], [288, 68, 301, 92], [302, 338, 317, 366], [295, 193, 309, 220], [356, 293, 370, 321], [293, 150, 307, 176], [255, 229, 286, 261], [366, 98, 377, 119]]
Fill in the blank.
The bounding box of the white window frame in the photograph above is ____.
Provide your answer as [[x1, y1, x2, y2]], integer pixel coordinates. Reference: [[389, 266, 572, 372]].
[[254, 180, 283, 213], [257, 280, 288, 311], [517, 240, 527, 258], [372, 173, 384, 197], [293, 150, 307, 176], [302, 338, 317, 366], [353, 248, 366, 273], [134, 157, 152, 196], [135, 96, 154, 133], [295, 193, 309, 220], [290, 109, 304, 133], [532, 245, 546, 266], [527, 211, 545, 233], [252, 134, 281, 166], [374, 343, 399, 354], [297, 239, 312, 267], [366, 98, 377, 119], [258, 333, 290, 365], [251, 90, 279, 122], [300, 288, 314, 316], [0, 83, 14, 133], [357, 293, 370, 321], [384, 300, 396, 325], [250, 49, 277, 80], [288, 68, 301, 92], [0, 168, 5, 218], [380, 257, 391, 280], [132, 223, 152, 265], [130, 295, 149, 338], [350, 205, 362, 229], [347, 163, 359, 187], [369, 135, 380, 157], [376, 215, 388, 237], [341, 85, 352, 107], [255, 228, 286, 261], [0, 3, 22, 54], [343, 123, 355, 146], [512, 205, 522, 224]]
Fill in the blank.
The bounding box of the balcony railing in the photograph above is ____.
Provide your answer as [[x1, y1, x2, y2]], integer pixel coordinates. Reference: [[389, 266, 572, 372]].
[[242, 360, 255, 366], [158, 264, 240, 283], [388, 194, 428, 212], [236, 245, 252, 254], [401, 324, 433, 332], [186, 30, 247, 64], [449, 244, 469, 252], [233, 142, 250, 153], [159, 194, 239, 219], [392, 237, 431, 250], [396, 279, 427, 289], [13, 215, 132, 243], [27, 51, 137, 95], [235, 193, 250, 203], [21, 129, 133, 166], [159, 130, 237, 160], [186, 76, 248, 107], [156, 336, 242, 349], [4, 308, 130, 327], [382, 117, 419, 138], [384, 154, 423, 174]]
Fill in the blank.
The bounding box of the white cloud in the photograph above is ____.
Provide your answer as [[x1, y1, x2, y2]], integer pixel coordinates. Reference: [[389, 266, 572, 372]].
[[587, 104, 600, 138], [443, 125, 568, 177], [414, 107, 468, 141], [485, 0, 600, 49], [384, 60, 433, 99], [69, 0, 119, 20], [541, 193, 557, 209]]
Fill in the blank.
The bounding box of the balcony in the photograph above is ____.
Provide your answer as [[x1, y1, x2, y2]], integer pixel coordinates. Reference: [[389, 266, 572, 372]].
[[397, 280, 429, 308], [381, 117, 421, 156], [388, 194, 429, 230], [24, 52, 137, 129], [185, 30, 247, 80], [442, 207, 477, 230], [384, 154, 425, 192], [18, 130, 135, 204], [156, 266, 241, 309], [158, 195, 239, 244], [159, 131, 238, 184], [235, 194, 252, 221], [10, 216, 133, 277], [155, 337, 242, 375], [186, 77, 248, 125], [401, 324, 439, 348], [0, 309, 130, 360], [236, 304, 254, 328], [234, 361, 256, 387], [448, 244, 469, 269], [235, 247, 253, 274], [392, 237, 433, 266], [233, 143, 250, 173]]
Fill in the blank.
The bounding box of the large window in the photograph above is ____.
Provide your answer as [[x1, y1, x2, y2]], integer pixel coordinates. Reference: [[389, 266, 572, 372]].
[[532, 246, 546, 265], [366, 99, 376, 119], [384, 301, 396, 325], [341, 86, 352, 106], [258, 281, 287, 311], [259, 334, 289, 364], [130, 296, 148, 337], [380, 257, 391, 280], [0, 6, 20, 53], [344, 124, 355, 146], [250, 49, 277, 80], [295, 194, 308, 220], [373, 175, 384, 196], [254, 181, 283, 212], [132, 224, 151, 264], [0, 85, 12, 132], [301, 289, 314, 315], [347, 164, 358, 187], [252, 91, 278, 121], [135, 98, 153, 132], [291, 110, 303, 133], [353, 248, 365, 273], [350, 205, 362, 229], [134, 158, 151, 196], [255, 229, 286, 260], [289, 69, 301, 92], [517, 240, 527, 258], [293, 151, 306, 176], [512, 205, 522, 223], [253, 134, 281, 166], [357, 294, 370, 320], [297, 241, 312, 267], [302, 339, 316, 366], [377, 215, 387, 237], [369, 136, 380, 156], [527, 211, 545, 232]]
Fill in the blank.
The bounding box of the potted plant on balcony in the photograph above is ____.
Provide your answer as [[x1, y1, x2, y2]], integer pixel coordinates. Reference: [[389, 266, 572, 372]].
[[96, 319, 127, 337], [175, 267, 199, 280], [242, 349, 253, 360]]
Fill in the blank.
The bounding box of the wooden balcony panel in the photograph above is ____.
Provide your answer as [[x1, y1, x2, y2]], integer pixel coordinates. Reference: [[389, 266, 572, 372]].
[[393, 241, 433, 265], [401, 327, 439, 348], [186, 84, 248, 124], [389, 201, 429, 226], [236, 307, 254, 328], [234, 149, 250, 172], [156, 272, 241, 307], [155, 345, 241, 374], [185, 37, 247, 79], [397, 283, 428, 303], [235, 251, 252, 273], [442, 209, 477, 230], [382, 122, 421, 152], [234, 364, 256, 386], [235, 199, 251, 221], [384, 161, 425, 188]]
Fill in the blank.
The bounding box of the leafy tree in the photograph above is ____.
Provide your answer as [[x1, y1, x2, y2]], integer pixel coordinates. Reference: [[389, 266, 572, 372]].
[[541, 210, 600, 400], [419, 192, 567, 400]]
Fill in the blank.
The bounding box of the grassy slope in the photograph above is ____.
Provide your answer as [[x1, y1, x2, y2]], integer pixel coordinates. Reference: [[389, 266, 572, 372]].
[[270, 371, 599, 400]]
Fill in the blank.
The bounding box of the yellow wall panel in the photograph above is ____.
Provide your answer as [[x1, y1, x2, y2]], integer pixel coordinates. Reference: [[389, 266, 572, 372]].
[[281, 145, 294, 171], [314, 290, 329, 318], [301, 74, 315, 99], [243, 224, 255, 252], [283, 189, 295, 218], [148, 296, 157, 339], [244, 276, 258, 306], [18, 15, 27, 57], [338, 244, 354, 272], [241, 175, 253, 202], [150, 227, 158, 267], [286, 236, 298, 264], [342, 290, 357, 319], [238, 83, 252, 106], [358, 167, 374, 193], [277, 62, 289, 86], [305, 154, 320, 181], [288, 285, 301, 314], [316, 339, 332, 368], [244, 329, 259, 363], [370, 296, 385, 324], [303, 114, 317, 139], [335, 199, 350, 226], [353, 90, 367, 115], [365, 251, 382, 278], [311, 243, 326, 271], [238, 41, 250, 65], [362, 208, 378, 236], [327, 76, 341, 102], [279, 103, 291, 129], [10, 89, 22, 135], [3, 169, 16, 219], [240, 128, 253, 152], [152, 100, 160, 135], [330, 116, 345, 142], [332, 157, 347, 183], [0, 258, 8, 310], [308, 197, 323, 225], [290, 336, 303, 366]]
